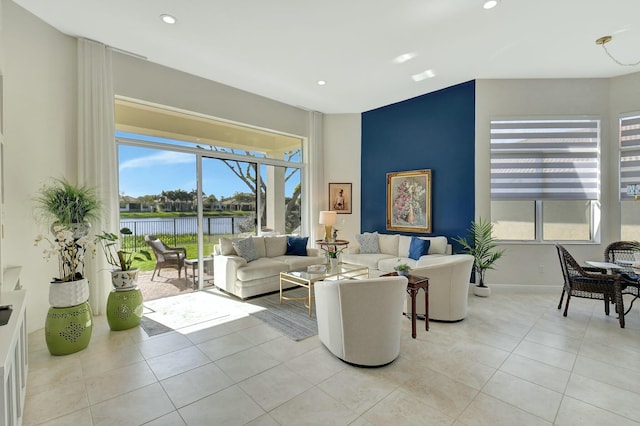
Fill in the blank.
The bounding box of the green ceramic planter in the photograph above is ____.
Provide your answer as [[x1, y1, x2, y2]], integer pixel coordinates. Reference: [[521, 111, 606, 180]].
[[45, 302, 93, 356], [106, 288, 143, 331]]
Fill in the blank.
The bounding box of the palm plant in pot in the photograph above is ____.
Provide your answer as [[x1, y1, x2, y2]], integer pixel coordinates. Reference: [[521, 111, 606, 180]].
[[453, 217, 505, 297], [96, 228, 151, 290]]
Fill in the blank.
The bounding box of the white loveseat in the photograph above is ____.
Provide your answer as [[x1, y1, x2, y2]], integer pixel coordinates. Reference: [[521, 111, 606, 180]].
[[341, 232, 452, 273], [213, 235, 325, 299]]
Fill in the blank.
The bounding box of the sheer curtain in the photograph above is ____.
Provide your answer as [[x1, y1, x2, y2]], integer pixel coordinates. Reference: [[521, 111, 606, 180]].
[[77, 38, 118, 315], [307, 111, 324, 243]]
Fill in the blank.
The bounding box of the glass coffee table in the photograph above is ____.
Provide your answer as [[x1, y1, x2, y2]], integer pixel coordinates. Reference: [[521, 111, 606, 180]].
[[280, 263, 369, 316]]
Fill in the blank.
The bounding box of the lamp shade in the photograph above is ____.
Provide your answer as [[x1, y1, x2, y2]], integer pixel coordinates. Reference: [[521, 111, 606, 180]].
[[319, 210, 337, 226]]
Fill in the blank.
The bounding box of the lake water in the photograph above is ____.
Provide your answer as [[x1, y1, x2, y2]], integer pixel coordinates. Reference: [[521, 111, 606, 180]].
[[120, 216, 247, 236]]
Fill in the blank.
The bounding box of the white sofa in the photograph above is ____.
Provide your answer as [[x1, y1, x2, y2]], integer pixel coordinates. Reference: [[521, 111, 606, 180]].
[[213, 235, 325, 299], [407, 254, 474, 321], [341, 232, 452, 273], [315, 276, 408, 366]]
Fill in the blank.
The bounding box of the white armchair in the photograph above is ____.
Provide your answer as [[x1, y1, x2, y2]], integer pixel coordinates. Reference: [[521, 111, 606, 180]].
[[314, 276, 408, 366], [408, 254, 474, 321]]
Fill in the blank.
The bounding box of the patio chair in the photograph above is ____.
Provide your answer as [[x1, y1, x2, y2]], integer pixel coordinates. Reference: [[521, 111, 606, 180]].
[[604, 241, 640, 315], [556, 244, 626, 328], [144, 235, 187, 280]]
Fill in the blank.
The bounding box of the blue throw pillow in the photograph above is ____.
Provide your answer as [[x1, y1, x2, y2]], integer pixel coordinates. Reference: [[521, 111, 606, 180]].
[[408, 237, 431, 261], [286, 236, 308, 256]]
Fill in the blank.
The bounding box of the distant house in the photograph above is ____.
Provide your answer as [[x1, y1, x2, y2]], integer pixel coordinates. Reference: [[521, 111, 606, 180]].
[[119, 196, 155, 212], [221, 199, 255, 212]]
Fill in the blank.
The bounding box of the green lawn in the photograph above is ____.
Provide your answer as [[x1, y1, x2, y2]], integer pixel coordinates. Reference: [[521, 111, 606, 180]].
[[130, 235, 229, 271]]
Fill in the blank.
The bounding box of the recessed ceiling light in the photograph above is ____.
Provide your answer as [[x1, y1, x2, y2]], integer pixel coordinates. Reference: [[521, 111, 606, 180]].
[[411, 69, 436, 82], [393, 52, 417, 64], [483, 0, 499, 9], [160, 14, 177, 24], [317, 80, 327, 86]]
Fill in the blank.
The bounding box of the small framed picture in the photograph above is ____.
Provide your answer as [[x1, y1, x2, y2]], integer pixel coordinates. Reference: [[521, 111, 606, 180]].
[[329, 183, 352, 214]]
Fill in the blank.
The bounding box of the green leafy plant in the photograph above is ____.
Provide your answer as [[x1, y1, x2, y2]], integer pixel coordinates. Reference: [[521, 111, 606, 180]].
[[95, 228, 151, 271], [34, 178, 101, 226], [394, 260, 412, 275], [453, 217, 505, 287]]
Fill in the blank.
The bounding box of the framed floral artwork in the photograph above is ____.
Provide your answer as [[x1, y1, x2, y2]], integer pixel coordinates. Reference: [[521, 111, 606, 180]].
[[386, 169, 431, 233], [329, 183, 352, 214]]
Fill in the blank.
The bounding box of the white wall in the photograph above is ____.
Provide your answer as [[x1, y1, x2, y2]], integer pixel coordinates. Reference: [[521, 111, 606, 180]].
[[2, 0, 77, 331], [323, 114, 361, 243], [112, 53, 309, 139], [475, 76, 640, 286]]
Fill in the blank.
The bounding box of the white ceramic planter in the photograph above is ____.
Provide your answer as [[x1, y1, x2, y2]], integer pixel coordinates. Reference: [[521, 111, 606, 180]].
[[110, 269, 139, 291], [49, 278, 90, 307], [473, 285, 491, 297]]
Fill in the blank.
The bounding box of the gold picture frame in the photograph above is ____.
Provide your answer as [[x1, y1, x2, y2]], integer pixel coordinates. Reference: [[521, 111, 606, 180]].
[[329, 182, 352, 214], [387, 169, 431, 233]]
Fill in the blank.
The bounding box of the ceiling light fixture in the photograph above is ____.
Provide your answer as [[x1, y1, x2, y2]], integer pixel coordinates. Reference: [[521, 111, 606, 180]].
[[160, 14, 177, 24], [411, 69, 436, 82], [596, 35, 640, 66], [393, 52, 417, 64], [317, 80, 327, 86], [483, 0, 499, 10]]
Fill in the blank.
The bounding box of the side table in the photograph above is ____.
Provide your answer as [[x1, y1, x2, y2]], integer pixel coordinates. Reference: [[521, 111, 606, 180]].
[[185, 257, 214, 289], [382, 272, 429, 338], [106, 287, 143, 331]]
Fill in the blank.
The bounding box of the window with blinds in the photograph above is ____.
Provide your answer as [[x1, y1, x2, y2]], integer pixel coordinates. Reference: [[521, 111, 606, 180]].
[[620, 114, 640, 241], [490, 118, 601, 243], [490, 119, 600, 201], [620, 115, 640, 200]]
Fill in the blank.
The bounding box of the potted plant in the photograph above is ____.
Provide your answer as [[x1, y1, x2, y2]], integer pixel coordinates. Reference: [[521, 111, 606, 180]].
[[34, 178, 100, 356], [34, 178, 101, 304], [95, 228, 151, 290], [34, 177, 101, 238], [453, 217, 505, 297], [394, 261, 412, 277]]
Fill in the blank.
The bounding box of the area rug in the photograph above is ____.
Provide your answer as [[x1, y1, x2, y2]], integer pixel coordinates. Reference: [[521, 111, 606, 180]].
[[248, 287, 318, 341]]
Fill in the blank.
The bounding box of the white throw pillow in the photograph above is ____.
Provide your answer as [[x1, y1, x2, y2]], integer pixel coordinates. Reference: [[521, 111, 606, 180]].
[[378, 234, 399, 256], [251, 236, 266, 258], [355, 232, 380, 254], [398, 235, 412, 257], [265, 236, 287, 257], [219, 237, 239, 256], [420, 236, 448, 254]]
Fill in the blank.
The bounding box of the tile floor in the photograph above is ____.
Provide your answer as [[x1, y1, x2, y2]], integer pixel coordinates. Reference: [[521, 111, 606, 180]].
[[24, 286, 640, 426]]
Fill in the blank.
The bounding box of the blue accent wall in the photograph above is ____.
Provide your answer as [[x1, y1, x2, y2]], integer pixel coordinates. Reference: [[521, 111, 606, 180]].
[[361, 80, 475, 251]]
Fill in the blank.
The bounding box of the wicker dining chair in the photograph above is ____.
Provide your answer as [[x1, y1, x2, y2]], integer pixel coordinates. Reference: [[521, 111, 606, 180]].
[[556, 244, 626, 328], [604, 241, 640, 316]]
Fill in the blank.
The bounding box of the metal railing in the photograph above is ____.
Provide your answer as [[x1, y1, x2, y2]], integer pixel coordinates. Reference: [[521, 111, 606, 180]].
[[120, 216, 244, 251]]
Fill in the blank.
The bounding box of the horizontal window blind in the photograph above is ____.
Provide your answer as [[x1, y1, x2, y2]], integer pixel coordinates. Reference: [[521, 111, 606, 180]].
[[490, 119, 600, 200], [620, 115, 640, 200]]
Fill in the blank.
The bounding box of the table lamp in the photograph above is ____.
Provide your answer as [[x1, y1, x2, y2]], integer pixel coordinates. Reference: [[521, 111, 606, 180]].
[[319, 211, 337, 242]]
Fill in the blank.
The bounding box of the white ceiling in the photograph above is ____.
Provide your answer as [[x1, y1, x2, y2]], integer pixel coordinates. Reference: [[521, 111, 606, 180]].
[[13, 0, 640, 114]]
